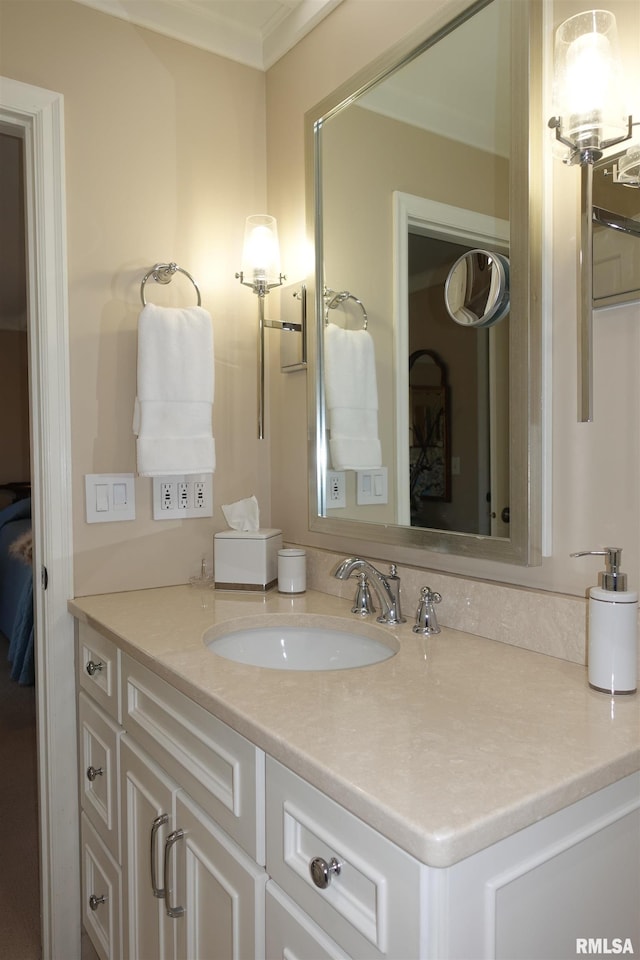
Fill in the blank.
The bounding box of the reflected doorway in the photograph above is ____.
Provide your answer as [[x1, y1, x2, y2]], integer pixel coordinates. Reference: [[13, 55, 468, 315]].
[[407, 231, 510, 537]]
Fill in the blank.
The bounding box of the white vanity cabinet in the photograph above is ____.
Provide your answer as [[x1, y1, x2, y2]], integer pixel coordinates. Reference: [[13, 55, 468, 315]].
[[76, 623, 267, 960], [76, 617, 640, 960], [264, 756, 640, 960]]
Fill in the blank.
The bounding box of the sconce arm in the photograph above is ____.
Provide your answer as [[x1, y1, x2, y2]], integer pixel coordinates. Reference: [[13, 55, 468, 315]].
[[548, 115, 635, 166], [235, 271, 286, 297], [593, 206, 640, 239]]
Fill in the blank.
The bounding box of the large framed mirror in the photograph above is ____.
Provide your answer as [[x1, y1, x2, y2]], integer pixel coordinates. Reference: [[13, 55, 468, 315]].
[[306, 0, 542, 564]]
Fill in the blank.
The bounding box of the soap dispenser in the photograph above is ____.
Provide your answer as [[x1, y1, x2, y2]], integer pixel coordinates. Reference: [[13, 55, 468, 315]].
[[571, 548, 638, 694]]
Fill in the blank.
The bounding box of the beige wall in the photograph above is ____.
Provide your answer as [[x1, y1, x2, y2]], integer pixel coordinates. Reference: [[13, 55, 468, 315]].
[[267, 0, 640, 599], [1, 0, 639, 602], [1, 0, 270, 595]]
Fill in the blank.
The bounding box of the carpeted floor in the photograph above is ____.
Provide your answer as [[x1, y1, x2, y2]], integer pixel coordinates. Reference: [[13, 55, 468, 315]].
[[0, 644, 41, 959]]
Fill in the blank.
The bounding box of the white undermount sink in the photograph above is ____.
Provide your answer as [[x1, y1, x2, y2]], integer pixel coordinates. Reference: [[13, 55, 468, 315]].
[[203, 615, 398, 671]]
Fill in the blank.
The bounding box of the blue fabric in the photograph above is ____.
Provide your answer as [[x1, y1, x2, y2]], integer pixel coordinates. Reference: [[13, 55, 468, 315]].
[[0, 496, 31, 529], [0, 497, 34, 685], [9, 577, 34, 684]]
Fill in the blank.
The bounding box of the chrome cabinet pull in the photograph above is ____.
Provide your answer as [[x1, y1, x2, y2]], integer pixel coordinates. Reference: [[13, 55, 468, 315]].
[[86, 660, 103, 676], [310, 856, 342, 889], [163, 829, 185, 919], [89, 893, 106, 911], [86, 765, 103, 782], [150, 813, 169, 898]]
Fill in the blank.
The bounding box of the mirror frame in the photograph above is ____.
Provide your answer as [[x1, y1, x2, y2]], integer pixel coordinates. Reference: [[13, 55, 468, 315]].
[[305, 0, 542, 565]]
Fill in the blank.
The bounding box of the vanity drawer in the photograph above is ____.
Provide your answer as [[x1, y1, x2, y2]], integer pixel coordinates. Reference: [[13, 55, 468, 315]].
[[121, 653, 265, 863], [78, 692, 122, 862], [81, 812, 122, 960], [78, 622, 121, 723], [266, 757, 423, 960]]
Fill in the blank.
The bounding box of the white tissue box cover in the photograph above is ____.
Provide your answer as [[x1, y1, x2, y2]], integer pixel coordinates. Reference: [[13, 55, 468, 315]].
[[214, 528, 282, 590]]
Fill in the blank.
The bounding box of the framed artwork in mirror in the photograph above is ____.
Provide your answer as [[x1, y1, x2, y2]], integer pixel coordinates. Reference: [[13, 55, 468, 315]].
[[409, 349, 450, 509]]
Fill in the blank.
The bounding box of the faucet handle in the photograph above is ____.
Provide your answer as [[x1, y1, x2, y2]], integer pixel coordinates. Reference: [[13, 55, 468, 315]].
[[351, 572, 376, 617], [413, 587, 442, 635], [381, 563, 405, 624]]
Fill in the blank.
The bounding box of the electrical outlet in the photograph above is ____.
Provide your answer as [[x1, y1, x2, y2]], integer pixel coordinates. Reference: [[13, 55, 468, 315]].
[[326, 470, 346, 509], [160, 481, 175, 510], [153, 474, 213, 519], [178, 481, 189, 509]]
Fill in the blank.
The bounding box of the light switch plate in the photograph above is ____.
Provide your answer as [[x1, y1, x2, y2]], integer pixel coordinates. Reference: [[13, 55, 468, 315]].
[[85, 474, 136, 523], [356, 467, 388, 505]]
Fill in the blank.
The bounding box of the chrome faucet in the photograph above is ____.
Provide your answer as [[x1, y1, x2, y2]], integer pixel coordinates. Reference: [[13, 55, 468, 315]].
[[334, 558, 405, 624]]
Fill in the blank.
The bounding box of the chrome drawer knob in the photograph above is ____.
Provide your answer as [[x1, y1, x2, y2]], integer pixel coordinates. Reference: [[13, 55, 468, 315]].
[[310, 856, 342, 889], [86, 660, 103, 676], [89, 894, 106, 911], [86, 765, 103, 782]]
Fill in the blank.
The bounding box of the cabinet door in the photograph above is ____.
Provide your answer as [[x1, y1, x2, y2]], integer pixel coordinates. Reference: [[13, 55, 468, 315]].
[[173, 792, 267, 960], [266, 881, 350, 960], [121, 736, 177, 960]]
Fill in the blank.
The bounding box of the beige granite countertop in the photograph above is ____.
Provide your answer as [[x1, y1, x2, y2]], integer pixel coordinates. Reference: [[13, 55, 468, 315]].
[[69, 585, 640, 869]]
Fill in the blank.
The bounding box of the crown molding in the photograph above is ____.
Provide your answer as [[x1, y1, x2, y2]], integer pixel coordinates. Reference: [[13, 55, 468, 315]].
[[71, 0, 342, 70]]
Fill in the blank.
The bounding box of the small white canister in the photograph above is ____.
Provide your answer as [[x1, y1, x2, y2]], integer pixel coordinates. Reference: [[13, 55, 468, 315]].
[[278, 548, 306, 594]]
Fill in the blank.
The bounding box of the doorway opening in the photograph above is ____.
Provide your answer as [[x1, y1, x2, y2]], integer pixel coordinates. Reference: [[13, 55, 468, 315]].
[[1, 76, 78, 959]]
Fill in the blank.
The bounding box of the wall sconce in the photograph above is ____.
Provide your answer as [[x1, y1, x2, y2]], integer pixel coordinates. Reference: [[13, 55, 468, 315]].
[[236, 214, 303, 439], [548, 9, 638, 422]]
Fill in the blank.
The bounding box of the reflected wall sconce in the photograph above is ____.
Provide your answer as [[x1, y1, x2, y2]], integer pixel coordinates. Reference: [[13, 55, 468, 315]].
[[548, 9, 638, 422], [236, 214, 304, 439]]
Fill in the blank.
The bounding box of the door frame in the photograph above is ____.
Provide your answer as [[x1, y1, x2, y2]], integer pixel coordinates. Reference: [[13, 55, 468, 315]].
[[393, 190, 509, 526], [0, 77, 78, 958]]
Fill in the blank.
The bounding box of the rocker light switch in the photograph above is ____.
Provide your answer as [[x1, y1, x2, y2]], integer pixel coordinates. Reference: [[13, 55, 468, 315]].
[[356, 467, 388, 505], [85, 474, 136, 523], [95, 484, 109, 512], [113, 482, 128, 508]]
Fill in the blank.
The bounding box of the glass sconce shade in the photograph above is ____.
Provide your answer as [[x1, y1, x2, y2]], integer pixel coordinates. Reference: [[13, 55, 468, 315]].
[[618, 144, 640, 186], [240, 214, 281, 286], [552, 10, 627, 156]]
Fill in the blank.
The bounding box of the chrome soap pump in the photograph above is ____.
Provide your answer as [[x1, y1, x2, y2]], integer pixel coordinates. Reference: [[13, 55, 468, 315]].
[[571, 547, 638, 695]]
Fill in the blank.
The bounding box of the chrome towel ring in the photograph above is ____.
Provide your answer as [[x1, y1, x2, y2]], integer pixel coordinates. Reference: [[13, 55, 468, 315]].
[[140, 262, 202, 307], [324, 288, 368, 329]]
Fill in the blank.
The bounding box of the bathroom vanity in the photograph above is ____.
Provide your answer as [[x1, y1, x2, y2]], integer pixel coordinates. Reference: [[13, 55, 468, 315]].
[[70, 586, 640, 960]]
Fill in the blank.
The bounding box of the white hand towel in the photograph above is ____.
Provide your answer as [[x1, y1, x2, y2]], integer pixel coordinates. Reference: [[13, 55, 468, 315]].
[[133, 304, 215, 476], [323, 322, 381, 471]]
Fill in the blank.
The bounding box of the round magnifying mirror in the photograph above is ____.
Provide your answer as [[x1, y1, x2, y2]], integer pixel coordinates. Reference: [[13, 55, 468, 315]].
[[444, 249, 510, 328]]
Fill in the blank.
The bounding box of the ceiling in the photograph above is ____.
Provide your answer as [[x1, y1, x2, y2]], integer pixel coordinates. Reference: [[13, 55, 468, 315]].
[[72, 0, 342, 70], [359, 0, 510, 158]]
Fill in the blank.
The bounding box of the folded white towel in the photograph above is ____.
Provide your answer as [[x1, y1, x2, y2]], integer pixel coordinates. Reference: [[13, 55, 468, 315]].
[[133, 304, 215, 476], [323, 322, 381, 471]]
